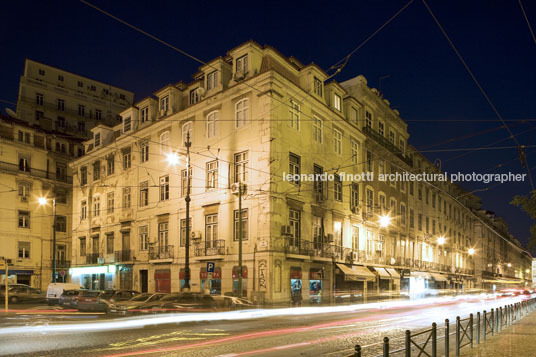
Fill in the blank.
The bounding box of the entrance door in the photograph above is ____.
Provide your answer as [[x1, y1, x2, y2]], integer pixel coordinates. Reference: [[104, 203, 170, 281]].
[[140, 270, 148, 293], [154, 269, 171, 293]]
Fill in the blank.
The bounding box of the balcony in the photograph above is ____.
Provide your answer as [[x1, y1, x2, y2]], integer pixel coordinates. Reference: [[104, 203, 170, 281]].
[[0, 160, 73, 184], [115, 250, 134, 262], [85, 253, 100, 264], [149, 244, 174, 260], [362, 126, 413, 166], [285, 238, 313, 256], [194, 240, 225, 257], [56, 260, 71, 269]]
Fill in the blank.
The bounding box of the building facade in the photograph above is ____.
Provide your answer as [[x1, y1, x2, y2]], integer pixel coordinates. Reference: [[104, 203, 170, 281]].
[[69, 41, 532, 303], [0, 114, 83, 289], [15, 59, 134, 140]]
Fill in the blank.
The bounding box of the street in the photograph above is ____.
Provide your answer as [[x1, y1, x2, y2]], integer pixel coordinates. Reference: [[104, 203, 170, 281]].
[[0, 294, 530, 356]]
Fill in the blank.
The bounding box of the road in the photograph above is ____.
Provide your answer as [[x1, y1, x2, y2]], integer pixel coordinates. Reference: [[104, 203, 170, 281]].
[[0, 294, 530, 357]]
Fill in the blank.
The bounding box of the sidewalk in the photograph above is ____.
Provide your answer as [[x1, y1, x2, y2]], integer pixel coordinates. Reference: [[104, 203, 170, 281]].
[[460, 311, 536, 356]]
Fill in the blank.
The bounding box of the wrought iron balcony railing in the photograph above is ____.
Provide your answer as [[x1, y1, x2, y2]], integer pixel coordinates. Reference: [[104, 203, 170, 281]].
[[149, 244, 174, 260], [194, 240, 225, 256]]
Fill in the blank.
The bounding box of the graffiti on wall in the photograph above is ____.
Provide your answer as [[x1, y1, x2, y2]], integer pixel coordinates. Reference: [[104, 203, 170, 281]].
[[258, 259, 267, 290]]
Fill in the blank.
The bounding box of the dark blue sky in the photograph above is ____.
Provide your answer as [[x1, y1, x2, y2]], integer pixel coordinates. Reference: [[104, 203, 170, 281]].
[[2, 0, 536, 248]]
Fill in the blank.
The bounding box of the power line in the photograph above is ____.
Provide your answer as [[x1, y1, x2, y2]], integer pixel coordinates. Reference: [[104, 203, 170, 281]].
[[519, 0, 536, 46]]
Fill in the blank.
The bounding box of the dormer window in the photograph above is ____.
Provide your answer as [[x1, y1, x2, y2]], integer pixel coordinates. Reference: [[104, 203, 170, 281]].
[[236, 54, 248, 75], [160, 95, 169, 113], [123, 116, 131, 132], [334, 94, 341, 111], [140, 106, 149, 123], [207, 71, 218, 90], [94, 133, 101, 147], [190, 89, 200, 105], [314, 77, 323, 97]]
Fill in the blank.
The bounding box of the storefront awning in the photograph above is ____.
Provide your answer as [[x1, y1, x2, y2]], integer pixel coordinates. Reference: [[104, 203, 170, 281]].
[[410, 271, 431, 279], [386, 268, 401, 279], [375, 267, 391, 279], [483, 279, 523, 284], [0, 270, 33, 275], [336, 264, 376, 281], [431, 273, 448, 282]]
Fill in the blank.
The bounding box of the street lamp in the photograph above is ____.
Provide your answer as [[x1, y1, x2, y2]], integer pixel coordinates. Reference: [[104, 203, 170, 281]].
[[165, 152, 180, 166], [507, 263, 512, 268], [39, 196, 57, 283], [468, 248, 475, 256], [437, 236, 446, 245], [379, 215, 391, 228]]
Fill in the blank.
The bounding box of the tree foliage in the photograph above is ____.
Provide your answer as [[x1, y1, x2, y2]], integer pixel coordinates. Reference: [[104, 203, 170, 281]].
[[511, 190, 536, 249]]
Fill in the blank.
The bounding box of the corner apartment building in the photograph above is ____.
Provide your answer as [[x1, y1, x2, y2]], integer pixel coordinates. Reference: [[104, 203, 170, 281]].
[[15, 59, 134, 139], [69, 41, 532, 303], [0, 114, 84, 289]]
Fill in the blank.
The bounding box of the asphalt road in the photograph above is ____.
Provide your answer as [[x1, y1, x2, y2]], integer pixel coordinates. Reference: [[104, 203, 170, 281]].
[[0, 294, 531, 357]]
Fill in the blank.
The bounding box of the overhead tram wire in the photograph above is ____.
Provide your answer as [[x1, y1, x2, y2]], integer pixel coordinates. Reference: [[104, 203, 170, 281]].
[[519, 0, 536, 46], [421, 0, 535, 190]]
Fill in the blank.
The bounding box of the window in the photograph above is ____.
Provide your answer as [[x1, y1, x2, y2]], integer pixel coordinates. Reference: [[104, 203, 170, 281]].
[[334, 94, 341, 111], [56, 116, 65, 129], [78, 105, 85, 116], [207, 71, 218, 90], [205, 214, 218, 241], [432, 219, 436, 234], [400, 204, 406, 225], [140, 181, 148, 207], [56, 215, 67, 232], [107, 192, 114, 214], [159, 131, 169, 155], [160, 95, 169, 113], [39, 69, 45, 76], [234, 151, 248, 183], [366, 151, 372, 171], [36, 93, 43, 105], [351, 140, 359, 164], [77, 81, 83, 87], [93, 195, 101, 216], [409, 209, 414, 228], [81, 201, 87, 220], [235, 98, 249, 128], [399, 139, 405, 155], [350, 107, 358, 124], [366, 188, 374, 213], [107, 155, 115, 175], [123, 116, 131, 132], [79, 237, 86, 256], [58, 75, 63, 81], [181, 168, 191, 196], [236, 54, 248, 74], [378, 121, 384, 136], [351, 183, 359, 209], [189, 89, 200, 105], [432, 193, 436, 208], [141, 106, 149, 123], [334, 174, 342, 201], [313, 116, 323, 143], [89, 85, 96, 91], [159, 175, 169, 201], [289, 153, 300, 185], [57, 99, 64, 111], [389, 131, 395, 145], [78, 121, 85, 133], [18, 242, 30, 258], [180, 218, 191, 247], [313, 164, 324, 196], [333, 128, 342, 154], [418, 213, 423, 231], [379, 194, 386, 211], [409, 181, 414, 195], [139, 225, 149, 251], [352, 225, 359, 250], [158, 222, 169, 247], [313, 77, 323, 96], [182, 122, 192, 146], [379, 160, 385, 175], [207, 111, 218, 138], [418, 184, 423, 200], [56, 190, 67, 204], [426, 216, 429, 233], [313, 216, 323, 249], [122, 147, 131, 169], [35, 111, 44, 121], [93, 160, 100, 180], [18, 211, 30, 228], [289, 209, 301, 245], [233, 209, 248, 241], [106, 233, 114, 254], [206, 160, 218, 189], [18, 182, 30, 200], [365, 110, 372, 128], [289, 100, 300, 130], [123, 187, 131, 208]]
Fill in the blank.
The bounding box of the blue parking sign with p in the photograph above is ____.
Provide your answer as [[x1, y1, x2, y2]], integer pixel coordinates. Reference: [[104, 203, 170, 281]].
[[207, 262, 215, 273]]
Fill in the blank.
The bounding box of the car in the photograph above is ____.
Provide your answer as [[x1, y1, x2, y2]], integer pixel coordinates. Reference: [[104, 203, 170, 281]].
[[137, 293, 218, 314], [76, 290, 105, 311], [109, 293, 166, 315], [58, 289, 84, 307], [0, 285, 45, 304], [46, 283, 84, 305], [79, 290, 140, 312]]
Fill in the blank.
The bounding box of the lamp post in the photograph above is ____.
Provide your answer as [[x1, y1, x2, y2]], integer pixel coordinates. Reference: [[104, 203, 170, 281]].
[[184, 132, 191, 291], [39, 197, 57, 283]]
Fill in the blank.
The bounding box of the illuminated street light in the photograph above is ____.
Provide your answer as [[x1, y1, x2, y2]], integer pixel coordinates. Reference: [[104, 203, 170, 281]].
[[165, 152, 180, 166], [379, 215, 391, 228], [507, 263, 512, 268], [468, 248, 475, 255], [526, 269, 530, 273], [38, 196, 47, 205], [437, 236, 446, 245]]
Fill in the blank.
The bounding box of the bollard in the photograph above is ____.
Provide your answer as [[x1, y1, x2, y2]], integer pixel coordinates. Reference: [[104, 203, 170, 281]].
[[483, 310, 487, 341], [354, 344, 361, 357], [491, 308, 495, 336], [469, 313, 474, 348], [432, 322, 437, 357], [445, 319, 450, 357], [499, 307, 502, 331], [383, 337, 389, 357], [456, 316, 461, 357], [405, 330, 411, 357], [476, 312, 480, 344]]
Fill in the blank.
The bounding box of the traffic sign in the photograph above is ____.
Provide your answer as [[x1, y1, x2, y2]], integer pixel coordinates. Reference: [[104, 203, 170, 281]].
[[207, 262, 215, 273], [59, 270, 66, 277]]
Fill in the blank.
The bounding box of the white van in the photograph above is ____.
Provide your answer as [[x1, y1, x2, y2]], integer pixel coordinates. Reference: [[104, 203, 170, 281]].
[[46, 283, 83, 305]]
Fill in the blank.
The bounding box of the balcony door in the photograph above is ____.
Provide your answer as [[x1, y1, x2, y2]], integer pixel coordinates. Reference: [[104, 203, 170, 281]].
[[122, 231, 130, 251]]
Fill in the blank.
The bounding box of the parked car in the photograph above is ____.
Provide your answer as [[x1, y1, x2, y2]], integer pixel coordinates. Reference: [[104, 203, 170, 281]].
[[0, 285, 45, 303], [138, 293, 218, 314], [46, 283, 84, 305], [76, 290, 104, 312], [58, 289, 84, 307], [109, 293, 166, 315]]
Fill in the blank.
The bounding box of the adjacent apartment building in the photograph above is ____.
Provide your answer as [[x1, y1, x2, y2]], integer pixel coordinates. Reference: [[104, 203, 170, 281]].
[[69, 41, 532, 304]]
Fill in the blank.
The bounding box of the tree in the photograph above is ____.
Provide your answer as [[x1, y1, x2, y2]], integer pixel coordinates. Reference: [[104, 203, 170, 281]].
[[511, 190, 536, 250]]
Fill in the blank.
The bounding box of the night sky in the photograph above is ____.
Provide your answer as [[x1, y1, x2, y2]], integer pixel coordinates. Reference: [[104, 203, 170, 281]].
[[1, 1, 535, 249]]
